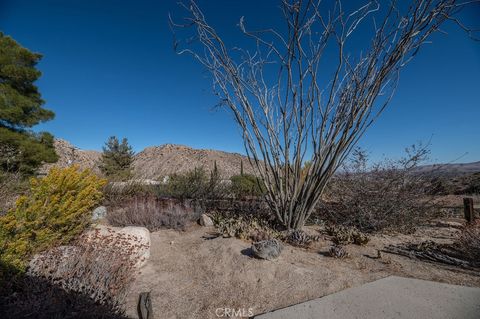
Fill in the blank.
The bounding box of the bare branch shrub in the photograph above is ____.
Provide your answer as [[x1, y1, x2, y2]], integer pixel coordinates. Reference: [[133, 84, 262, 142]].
[[317, 144, 436, 233], [456, 220, 480, 262], [26, 230, 143, 315], [0, 274, 128, 319], [107, 196, 201, 231], [171, 0, 479, 229]]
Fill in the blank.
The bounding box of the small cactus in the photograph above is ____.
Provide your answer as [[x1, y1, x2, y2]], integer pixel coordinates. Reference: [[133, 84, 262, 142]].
[[329, 245, 349, 258], [326, 225, 369, 246], [284, 229, 319, 247]]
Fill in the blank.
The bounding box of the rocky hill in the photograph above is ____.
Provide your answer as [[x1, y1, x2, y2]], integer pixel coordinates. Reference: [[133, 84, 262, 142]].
[[39, 139, 102, 175], [41, 139, 254, 179], [133, 144, 254, 179]]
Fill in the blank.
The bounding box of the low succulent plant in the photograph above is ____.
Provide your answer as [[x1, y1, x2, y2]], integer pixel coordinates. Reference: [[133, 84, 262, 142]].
[[329, 245, 349, 258], [326, 225, 370, 246], [283, 229, 320, 247]]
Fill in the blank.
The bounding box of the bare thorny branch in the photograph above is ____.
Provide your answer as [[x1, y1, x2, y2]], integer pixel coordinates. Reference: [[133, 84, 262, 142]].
[[170, 0, 479, 229]]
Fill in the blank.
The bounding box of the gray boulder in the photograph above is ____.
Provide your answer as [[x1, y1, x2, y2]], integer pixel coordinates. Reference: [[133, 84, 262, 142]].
[[92, 206, 107, 220], [199, 214, 214, 227], [251, 239, 283, 260]]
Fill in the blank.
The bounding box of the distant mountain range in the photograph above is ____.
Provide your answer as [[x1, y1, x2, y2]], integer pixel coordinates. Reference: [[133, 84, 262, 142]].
[[40, 139, 254, 179], [413, 161, 480, 177], [41, 139, 479, 180]]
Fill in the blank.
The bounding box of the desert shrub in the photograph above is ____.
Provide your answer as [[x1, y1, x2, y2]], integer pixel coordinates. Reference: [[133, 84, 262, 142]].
[[456, 221, 480, 262], [230, 174, 265, 199], [0, 166, 106, 271], [0, 272, 127, 319], [212, 212, 280, 241], [316, 145, 436, 233], [102, 180, 157, 206], [282, 229, 320, 248], [325, 225, 370, 245], [107, 196, 200, 231], [27, 230, 140, 314], [161, 166, 227, 200]]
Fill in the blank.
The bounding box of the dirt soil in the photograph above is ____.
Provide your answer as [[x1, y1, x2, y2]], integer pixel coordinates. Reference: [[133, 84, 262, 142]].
[[124, 219, 480, 319]]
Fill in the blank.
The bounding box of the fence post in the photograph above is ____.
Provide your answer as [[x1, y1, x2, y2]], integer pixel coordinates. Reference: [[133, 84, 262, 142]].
[[463, 197, 475, 223]]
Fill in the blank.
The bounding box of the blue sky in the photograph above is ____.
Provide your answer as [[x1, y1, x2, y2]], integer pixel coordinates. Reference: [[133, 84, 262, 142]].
[[1, 0, 479, 163]]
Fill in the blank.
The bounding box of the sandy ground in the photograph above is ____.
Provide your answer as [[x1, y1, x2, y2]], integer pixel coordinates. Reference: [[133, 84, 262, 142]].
[[124, 220, 480, 319]]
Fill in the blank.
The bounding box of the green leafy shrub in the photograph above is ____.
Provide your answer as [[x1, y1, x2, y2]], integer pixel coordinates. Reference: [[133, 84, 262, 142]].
[[161, 167, 226, 200], [230, 174, 265, 199], [0, 165, 106, 271]]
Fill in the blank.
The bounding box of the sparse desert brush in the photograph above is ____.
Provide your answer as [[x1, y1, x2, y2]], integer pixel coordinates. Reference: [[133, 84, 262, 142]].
[[212, 212, 280, 241], [28, 230, 141, 313], [456, 221, 480, 262], [0, 165, 106, 271], [107, 196, 200, 231], [316, 145, 436, 234], [162, 166, 226, 200]]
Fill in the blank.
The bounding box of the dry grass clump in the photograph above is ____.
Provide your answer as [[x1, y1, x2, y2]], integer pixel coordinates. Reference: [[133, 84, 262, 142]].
[[385, 221, 480, 270], [0, 274, 128, 319], [27, 229, 142, 313], [107, 196, 201, 231], [456, 221, 480, 262]]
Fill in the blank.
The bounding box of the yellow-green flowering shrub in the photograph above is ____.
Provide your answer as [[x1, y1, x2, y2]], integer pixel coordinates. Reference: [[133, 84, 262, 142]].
[[0, 165, 106, 271]]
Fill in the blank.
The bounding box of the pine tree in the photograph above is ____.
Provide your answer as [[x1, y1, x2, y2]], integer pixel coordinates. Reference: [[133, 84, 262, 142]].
[[0, 32, 57, 174], [99, 136, 134, 181]]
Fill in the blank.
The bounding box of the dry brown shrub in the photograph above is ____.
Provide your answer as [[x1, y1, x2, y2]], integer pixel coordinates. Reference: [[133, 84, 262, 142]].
[[456, 221, 480, 262], [316, 145, 437, 233], [107, 196, 201, 231], [27, 230, 142, 313]]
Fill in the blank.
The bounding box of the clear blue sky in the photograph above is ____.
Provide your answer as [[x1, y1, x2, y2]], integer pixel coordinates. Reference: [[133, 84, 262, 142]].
[[1, 1, 479, 163]]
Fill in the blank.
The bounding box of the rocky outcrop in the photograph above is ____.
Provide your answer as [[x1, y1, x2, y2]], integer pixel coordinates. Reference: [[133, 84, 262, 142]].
[[41, 139, 255, 179], [39, 139, 101, 175], [132, 144, 255, 179]]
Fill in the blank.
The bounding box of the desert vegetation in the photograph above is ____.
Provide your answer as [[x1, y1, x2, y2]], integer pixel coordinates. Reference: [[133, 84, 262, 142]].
[[172, 0, 478, 230], [1, 1, 480, 318]]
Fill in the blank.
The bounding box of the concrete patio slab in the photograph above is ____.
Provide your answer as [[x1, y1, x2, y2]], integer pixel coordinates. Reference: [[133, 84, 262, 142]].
[[255, 276, 480, 319]]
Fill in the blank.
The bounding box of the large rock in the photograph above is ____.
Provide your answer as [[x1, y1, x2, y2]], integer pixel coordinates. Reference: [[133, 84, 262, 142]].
[[86, 225, 151, 268], [199, 214, 214, 227], [91, 206, 107, 220], [251, 239, 283, 260]]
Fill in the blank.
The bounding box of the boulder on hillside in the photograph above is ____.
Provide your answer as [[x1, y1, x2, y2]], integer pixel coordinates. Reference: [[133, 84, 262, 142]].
[[199, 214, 214, 227]]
